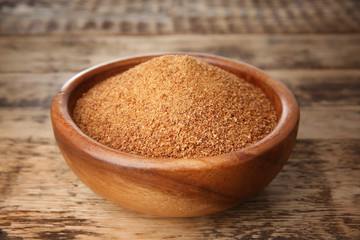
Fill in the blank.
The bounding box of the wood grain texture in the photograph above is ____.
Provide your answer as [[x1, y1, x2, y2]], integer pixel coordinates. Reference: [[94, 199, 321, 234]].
[[1, 2, 360, 237], [2, 106, 360, 141], [0, 0, 359, 34], [1, 34, 360, 73], [1, 70, 359, 140], [1, 70, 360, 109], [1, 138, 359, 239]]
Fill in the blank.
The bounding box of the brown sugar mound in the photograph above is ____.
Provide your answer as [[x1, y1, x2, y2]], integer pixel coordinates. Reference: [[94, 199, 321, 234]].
[[73, 55, 278, 158]]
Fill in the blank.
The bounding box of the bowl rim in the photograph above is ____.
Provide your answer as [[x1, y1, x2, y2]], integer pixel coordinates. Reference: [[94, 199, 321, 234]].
[[51, 52, 299, 170]]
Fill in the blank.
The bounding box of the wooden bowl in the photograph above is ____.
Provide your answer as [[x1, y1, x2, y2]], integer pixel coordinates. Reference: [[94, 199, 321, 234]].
[[50, 53, 299, 217]]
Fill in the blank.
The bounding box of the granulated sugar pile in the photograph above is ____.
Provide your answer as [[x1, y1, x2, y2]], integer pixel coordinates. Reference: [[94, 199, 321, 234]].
[[73, 55, 277, 158]]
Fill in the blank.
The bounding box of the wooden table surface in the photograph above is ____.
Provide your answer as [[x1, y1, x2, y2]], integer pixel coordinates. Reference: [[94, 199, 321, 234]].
[[1, 0, 359, 239]]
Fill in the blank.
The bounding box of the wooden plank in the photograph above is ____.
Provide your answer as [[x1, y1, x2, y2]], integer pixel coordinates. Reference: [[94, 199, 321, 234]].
[[269, 70, 360, 107], [1, 35, 360, 73], [0, 73, 73, 109], [0, 109, 53, 140], [0, 0, 359, 34], [1, 138, 359, 239], [1, 70, 359, 109], [298, 108, 360, 139]]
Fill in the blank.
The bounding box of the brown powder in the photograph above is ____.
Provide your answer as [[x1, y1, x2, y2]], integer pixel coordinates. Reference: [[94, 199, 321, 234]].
[[73, 55, 277, 158]]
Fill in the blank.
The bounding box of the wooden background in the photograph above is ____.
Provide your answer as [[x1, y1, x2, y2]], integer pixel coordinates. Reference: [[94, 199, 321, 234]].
[[1, 0, 359, 239]]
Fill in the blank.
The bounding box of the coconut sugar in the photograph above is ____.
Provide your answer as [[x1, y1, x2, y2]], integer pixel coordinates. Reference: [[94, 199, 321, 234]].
[[73, 55, 277, 158]]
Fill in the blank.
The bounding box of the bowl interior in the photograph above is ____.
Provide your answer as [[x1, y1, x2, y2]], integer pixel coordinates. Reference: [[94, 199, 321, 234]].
[[56, 52, 298, 169]]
